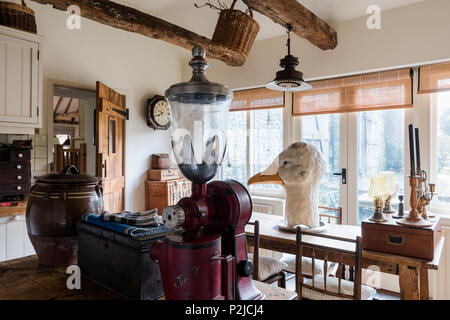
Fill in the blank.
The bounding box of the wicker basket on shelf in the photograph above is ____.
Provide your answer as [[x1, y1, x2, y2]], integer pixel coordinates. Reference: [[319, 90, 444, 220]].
[[211, 0, 259, 61], [0, 0, 37, 33]]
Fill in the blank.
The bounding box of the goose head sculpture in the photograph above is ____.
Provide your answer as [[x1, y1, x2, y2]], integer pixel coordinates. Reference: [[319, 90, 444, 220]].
[[248, 142, 327, 229]]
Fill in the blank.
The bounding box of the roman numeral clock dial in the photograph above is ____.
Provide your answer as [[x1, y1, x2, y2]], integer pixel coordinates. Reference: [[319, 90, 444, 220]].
[[147, 95, 171, 130]]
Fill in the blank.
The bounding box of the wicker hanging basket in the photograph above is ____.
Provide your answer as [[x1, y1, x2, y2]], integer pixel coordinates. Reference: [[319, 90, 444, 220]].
[[0, 0, 37, 33], [211, 0, 260, 61]]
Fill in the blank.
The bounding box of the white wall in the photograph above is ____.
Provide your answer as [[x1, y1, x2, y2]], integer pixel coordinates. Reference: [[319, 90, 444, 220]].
[[29, 2, 187, 211], [196, 0, 450, 89]]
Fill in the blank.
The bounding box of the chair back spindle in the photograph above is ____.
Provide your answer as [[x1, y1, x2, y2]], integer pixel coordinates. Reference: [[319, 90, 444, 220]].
[[295, 226, 363, 300]]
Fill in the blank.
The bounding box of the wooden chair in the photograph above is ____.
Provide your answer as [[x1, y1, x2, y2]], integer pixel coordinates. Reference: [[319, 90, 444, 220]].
[[247, 220, 287, 288], [295, 227, 376, 300], [53, 143, 87, 173], [282, 207, 343, 279], [319, 206, 342, 225]]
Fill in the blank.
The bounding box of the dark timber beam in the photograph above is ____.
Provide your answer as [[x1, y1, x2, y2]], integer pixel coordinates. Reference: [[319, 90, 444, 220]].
[[244, 0, 338, 50], [31, 0, 246, 66]]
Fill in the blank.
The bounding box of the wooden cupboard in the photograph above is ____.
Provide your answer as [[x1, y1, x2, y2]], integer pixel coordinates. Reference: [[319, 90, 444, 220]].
[[0, 25, 43, 134]]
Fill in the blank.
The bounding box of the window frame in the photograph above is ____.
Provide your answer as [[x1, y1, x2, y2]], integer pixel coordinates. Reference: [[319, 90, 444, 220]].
[[220, 106, 286, 199], [429, 92, 450, 215]]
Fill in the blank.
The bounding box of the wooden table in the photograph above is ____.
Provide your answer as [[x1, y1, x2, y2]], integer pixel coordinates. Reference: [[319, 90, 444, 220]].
[[0, 255, 297, 300], [246, 212, 445, 300]]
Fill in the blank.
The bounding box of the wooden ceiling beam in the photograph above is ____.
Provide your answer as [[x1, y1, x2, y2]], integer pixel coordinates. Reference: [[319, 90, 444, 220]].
[[243, 0, 338, 50], [54, 112, 78, 122], [30, 0, 246, 66]]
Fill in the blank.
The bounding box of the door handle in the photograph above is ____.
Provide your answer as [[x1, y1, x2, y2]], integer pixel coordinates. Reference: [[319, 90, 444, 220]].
[[333, 168, 347, 185]]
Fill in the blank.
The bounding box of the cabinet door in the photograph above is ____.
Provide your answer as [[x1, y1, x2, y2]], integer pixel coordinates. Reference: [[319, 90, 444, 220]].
[[0, 217, 6, 262], [0, 34, 39, 124], [6, 215, 24, 261]]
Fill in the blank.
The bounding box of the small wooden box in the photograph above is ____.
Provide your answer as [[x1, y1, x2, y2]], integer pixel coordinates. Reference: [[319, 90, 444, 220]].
[[151, 154, 170, 169], [147, 169, 182, 181], [145, 179, 191, 214], [362, 216, 441, 260]]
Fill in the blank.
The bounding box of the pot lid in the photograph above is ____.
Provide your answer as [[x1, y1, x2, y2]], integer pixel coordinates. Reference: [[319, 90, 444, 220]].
[[35, 165, 99, 184]]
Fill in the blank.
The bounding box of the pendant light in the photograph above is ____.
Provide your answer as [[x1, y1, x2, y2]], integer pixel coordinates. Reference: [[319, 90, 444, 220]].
[[266, 24, 312, 92]]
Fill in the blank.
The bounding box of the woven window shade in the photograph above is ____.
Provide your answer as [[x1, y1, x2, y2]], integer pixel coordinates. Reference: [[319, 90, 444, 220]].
[[231, 87, 284, 112], [418, 62, 450, 94], [293, 68, 413, 116]]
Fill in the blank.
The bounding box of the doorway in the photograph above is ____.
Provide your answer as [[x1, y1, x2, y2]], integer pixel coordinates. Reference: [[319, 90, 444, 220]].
[[300, 109, 407, 225], [50, 85, 96, 176]]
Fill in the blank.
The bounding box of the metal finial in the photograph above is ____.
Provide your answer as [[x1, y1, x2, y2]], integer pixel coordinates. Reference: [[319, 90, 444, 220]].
[[192, 45, 206, 59]]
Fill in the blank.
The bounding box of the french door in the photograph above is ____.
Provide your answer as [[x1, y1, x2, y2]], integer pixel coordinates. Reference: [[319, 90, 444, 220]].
[[300, 109, 408, 225]]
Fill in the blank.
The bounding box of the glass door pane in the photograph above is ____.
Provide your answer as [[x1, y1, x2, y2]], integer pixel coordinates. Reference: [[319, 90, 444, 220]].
[[435, 91, 450, 206], [301, 114, 341, 209], [250, 108, 284, 192], [356, 109, 405, 225], [220, 111, 247, 185]]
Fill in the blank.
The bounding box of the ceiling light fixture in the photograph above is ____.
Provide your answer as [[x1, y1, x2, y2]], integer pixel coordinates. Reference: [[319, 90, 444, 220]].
[[266, 24, 312, 92]]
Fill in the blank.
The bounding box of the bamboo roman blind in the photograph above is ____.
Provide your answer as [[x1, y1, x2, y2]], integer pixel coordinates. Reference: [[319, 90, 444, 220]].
[[231, 87, 284, 112], [293, 68, 413, 116], [418, 62, 450, 94]]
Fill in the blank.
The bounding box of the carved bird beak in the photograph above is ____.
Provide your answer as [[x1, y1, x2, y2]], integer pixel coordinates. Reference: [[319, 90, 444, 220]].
[[248, 172, 284, 186], [247, 159, 284, 186]]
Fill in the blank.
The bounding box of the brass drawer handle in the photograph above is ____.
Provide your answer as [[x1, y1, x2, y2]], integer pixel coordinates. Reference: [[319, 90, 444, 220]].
[[386, 234, 404, 246]]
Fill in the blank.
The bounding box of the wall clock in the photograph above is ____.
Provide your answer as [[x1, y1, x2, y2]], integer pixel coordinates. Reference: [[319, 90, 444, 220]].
[[147, 95, 170, 130]]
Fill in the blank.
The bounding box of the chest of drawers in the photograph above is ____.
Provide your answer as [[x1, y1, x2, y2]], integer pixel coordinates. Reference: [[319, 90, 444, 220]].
[[0, 147, 32, 198]]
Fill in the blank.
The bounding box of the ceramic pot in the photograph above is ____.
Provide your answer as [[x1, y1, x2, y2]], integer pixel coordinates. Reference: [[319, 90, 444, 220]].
[[26, 165, 103, 266]]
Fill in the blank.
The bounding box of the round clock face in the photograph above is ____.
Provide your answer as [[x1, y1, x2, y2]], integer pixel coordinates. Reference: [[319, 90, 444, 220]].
[[153, 99, 170, 127]]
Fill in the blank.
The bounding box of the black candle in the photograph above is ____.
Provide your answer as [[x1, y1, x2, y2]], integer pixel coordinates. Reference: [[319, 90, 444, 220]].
[[415, 128, 421, 171], [408, 124, 415, 175]]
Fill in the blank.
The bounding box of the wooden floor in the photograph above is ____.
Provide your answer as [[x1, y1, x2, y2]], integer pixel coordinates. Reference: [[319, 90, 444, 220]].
[[0, 255, 296, 300], [0, 256, 122, 300]]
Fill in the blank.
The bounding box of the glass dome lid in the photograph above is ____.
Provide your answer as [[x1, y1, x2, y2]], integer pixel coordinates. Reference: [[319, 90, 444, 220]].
[[165, 46, 232, 101], [165, 46, 233, 184]]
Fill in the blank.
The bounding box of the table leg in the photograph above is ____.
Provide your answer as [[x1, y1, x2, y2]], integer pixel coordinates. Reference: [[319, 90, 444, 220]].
[[399, 264, 420, 300], [419, 267, 430, 300]]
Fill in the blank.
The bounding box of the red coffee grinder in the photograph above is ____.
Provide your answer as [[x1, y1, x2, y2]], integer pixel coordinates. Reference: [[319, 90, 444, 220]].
[[150, 46, 263, 300]]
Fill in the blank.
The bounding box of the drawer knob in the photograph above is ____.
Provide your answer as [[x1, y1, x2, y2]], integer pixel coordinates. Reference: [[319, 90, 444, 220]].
[[16, 186, 22, 190], [18, 153, 23, 158], [17, 175, 22, 180], [16, 164, 22, 169]]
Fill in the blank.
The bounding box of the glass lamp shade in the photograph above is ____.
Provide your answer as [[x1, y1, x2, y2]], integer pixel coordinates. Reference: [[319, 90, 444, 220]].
[[380, 171, 396, 196], [368, 174, 388, 201], [165, 46, 233, 184]]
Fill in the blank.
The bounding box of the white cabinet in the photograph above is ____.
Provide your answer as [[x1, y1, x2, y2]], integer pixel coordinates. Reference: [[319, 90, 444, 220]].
[[0, 214, 35, 262], [0, 26, 43, 134]]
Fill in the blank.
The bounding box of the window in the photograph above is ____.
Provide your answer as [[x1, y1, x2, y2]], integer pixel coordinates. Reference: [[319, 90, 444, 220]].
[[432, 91, 450, 209], [250, 108, 283, 192], [356, 109, 405, 224], [221, 111, 247, 185], [220, 108, 284, 194], [301, 113, 340, 208]]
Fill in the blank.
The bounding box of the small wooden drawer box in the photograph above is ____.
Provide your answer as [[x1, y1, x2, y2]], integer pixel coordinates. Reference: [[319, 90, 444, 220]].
[[362, 216, 441, 260]]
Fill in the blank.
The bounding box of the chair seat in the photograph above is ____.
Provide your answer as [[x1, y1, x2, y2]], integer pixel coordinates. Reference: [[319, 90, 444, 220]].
[[281, 254, 324, 276], [302, 275, 376, 300], [248, 253, 287, 281]]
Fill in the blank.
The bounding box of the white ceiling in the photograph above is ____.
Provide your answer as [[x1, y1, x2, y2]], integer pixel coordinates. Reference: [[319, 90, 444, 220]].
[[117, 0, 425, 41]]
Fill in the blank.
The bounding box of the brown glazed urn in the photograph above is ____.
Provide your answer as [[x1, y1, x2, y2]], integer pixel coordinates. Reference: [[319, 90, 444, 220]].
[[26, 165, 103, 266]]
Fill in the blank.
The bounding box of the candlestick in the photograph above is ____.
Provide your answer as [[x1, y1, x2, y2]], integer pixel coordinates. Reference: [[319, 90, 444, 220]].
[[396, 175, 432, 228], [408, 124, 415, 176], [415, 128, 421, 172]]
